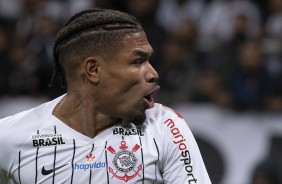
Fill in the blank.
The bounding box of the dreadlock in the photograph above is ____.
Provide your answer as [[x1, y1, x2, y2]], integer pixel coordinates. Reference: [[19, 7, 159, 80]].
[[49, 8, 143, 88]]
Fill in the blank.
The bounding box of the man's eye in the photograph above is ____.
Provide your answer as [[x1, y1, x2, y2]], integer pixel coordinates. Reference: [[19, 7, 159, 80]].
[[135, 60, 143, 66]]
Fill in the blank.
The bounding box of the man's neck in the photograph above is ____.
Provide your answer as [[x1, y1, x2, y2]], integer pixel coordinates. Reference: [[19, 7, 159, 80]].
[[52, 93, 117, 138]]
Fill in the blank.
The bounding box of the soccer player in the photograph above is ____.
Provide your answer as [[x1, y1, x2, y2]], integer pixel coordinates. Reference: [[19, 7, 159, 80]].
[[0, 8, 211, 184]]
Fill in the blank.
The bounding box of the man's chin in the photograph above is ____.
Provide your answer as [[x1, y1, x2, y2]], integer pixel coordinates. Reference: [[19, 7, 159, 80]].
[[132, 114, 146, 126], [122, 113, 146, 127]]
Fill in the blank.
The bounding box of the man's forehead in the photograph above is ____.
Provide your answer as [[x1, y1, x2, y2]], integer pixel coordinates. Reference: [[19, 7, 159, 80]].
[[122, 31, 153, 54], [122, 32, 148, 45]]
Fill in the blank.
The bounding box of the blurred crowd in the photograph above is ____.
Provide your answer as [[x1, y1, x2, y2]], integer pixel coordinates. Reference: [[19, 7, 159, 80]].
[[0, 0, 282, 113]]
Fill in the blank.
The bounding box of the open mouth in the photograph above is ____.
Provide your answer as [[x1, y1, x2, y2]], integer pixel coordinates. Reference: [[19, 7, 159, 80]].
[[144, 94, 153, 102], [143, 86, 160, 109]]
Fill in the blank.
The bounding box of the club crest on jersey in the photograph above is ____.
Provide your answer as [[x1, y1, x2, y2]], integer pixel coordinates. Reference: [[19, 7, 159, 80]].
[[107, 141, 142, 182]]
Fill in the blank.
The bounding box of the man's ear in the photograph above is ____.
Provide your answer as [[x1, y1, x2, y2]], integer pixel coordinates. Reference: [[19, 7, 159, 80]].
[[83, 56, 100, 83]]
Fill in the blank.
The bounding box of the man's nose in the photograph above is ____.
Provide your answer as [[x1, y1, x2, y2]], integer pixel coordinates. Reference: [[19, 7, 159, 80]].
[[145, 63, 159, 83]]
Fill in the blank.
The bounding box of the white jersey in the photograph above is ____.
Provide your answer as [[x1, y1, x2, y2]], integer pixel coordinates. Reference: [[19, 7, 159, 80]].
[[0, 95, 211, 184]]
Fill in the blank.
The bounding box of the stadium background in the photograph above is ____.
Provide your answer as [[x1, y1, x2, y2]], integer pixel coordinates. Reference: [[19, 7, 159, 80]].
[[0, 0, 281, 183]]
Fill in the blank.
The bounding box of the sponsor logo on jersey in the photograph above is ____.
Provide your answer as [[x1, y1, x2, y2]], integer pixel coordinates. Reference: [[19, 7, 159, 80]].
[[107, 141, 142, 183], [86, 153, 95, 162], [73, 153, 106, 171], [164, 119, 198, 183], [113, 127, 144, 136], [32, 134, 65, 147]]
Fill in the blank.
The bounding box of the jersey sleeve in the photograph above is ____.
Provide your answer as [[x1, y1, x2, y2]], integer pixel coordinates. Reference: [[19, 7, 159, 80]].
[[161, 107, 212, 184]]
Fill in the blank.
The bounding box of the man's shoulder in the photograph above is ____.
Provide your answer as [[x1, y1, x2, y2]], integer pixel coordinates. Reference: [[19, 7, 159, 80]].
[[0, 95, 64, 158], [144, 103, 185, 129], [0, 106, 40, 128], [0, 95, 64, 130], [146, 103, 184, 120]]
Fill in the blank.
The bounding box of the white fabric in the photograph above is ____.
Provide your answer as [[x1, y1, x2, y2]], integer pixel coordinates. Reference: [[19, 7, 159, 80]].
[[0, 95, 211, 184]]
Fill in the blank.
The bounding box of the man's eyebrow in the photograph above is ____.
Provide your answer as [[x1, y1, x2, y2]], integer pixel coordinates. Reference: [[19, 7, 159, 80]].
[[131, 49, 154, 58]]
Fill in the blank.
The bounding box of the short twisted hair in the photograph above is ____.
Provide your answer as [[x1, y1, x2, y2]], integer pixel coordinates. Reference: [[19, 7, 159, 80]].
[[50, 8, 143, 87]]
